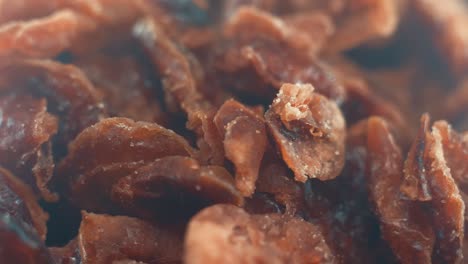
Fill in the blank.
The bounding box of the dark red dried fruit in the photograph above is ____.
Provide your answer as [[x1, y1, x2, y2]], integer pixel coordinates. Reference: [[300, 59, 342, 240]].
[[0, 213, 52, 264], [185, 204, 337, 264], [265, 83, 345, 182], [112, 156, 243, 219], [0, 95, 57, 200], [214, 99, 267, 196], [0, 59, 105, 155], [0, 167, 48, 241], [366, 117, 434, 264], [57, 117, 195, 212], [77, 212, 183, 264]]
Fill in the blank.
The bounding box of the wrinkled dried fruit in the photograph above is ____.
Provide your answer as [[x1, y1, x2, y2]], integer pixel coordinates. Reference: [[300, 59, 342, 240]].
[[185, 204, 337, 264], [265, 83, 345, 182], [220, 7, 345, 102], [402, 114, 432, 201], [304, 119, 394, 264], [0, 59, 105, 154], [112, 156, 243, 219], [57, 117, 195, 211], [214, 99, 267, 196], [425, 121, 464, 264], [366, 117, 434, 264], [0, 95, 57, 200], [77, 212, 183, 263], [76, 53, 167, 124], [134, 17, 223, 165]]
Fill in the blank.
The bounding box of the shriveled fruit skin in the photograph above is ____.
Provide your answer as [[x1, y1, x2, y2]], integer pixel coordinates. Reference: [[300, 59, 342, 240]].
[[265, 83, 345, 182], [0, 95, 57, 200], [185, 204, 337, 264], [112, 156, 244, 220], [366, 117, 434, 264], [56, 117, 195, 212], [214, 99, 267, 196]]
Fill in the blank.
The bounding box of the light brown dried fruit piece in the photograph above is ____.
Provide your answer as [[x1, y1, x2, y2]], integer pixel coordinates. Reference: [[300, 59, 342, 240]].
[[265, 83, 345, 182], [112, 156, 243, 219], [214, 99, 267, 196], [56, 117, 195, 212], [185, 204, 337, 264], [366, 117, 434, 264]]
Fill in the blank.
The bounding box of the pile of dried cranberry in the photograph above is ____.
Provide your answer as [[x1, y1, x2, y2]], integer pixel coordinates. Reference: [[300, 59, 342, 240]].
[[0, 1, 467, 263]]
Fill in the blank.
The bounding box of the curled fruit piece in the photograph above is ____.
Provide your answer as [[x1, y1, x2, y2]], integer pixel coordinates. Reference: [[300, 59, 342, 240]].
[[0, 59, 105, 152], [184, 204, 336, 264], [401, 114, 432, 201], [220, 7, 345, 102], [0, 95, 57, 200], [366, 117, 434, 264], [134, 17, 223, 165], [425, 122, 464, 264], [112, 156, 244, 219], [57, 117, 195, 212], [214, 99, 267, 197], [265, 83, 345, 182]]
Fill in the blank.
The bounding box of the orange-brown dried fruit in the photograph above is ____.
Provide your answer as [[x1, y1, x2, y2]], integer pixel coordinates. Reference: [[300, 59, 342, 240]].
[[214, 99, 267, 196], [112, 156, 244, 220], [185, 204, 337, 264], [56, 117, 195, 212], [265, 83, 345, 182]]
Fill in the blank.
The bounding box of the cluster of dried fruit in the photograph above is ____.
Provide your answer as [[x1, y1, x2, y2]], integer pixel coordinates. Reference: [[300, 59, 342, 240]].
[[0, 0, 467, 263]]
